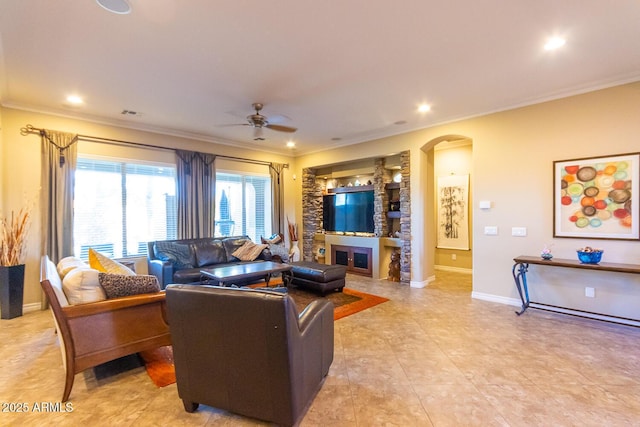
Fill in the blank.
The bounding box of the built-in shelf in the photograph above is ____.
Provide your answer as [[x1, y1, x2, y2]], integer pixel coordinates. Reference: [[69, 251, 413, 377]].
[[327, 184, 374, 194], [381, 237, 402, 247], [384, 182, 400, 190], [387, 211, 401, 219]]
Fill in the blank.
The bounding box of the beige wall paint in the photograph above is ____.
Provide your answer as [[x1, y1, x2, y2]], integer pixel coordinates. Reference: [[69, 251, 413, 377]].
[[434, 142, 473, 271], [0, 107, 4, 213], [297, 82, 640, 318], [3, 82, 640, 318], [0, 107, 295, 309]]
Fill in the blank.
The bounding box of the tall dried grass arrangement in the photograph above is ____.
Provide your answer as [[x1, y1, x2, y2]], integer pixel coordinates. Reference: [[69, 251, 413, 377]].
[[0, 208, 30, 266], [287, 217, 298, 242]]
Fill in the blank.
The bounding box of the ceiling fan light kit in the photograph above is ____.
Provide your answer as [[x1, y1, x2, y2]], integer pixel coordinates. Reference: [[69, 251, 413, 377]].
[[95, 0, 131, 14], [243, 103, 297, 136], [253, 127, 265, 140]]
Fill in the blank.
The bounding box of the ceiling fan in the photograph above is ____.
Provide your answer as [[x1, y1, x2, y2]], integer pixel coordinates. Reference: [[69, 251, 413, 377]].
[[237, 103, 297, 140]]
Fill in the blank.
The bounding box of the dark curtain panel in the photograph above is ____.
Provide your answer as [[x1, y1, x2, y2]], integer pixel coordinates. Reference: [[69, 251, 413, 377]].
[[269, 163, 286, 234], [40, 130, 78, 263], [175, 150, 216, 239]]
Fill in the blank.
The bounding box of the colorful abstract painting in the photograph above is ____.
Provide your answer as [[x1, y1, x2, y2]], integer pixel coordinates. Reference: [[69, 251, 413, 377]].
[[554, 153, 639, 240]]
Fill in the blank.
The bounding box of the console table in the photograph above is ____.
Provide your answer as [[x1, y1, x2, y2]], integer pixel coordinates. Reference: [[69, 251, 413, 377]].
[[512, 255, 640, 316]]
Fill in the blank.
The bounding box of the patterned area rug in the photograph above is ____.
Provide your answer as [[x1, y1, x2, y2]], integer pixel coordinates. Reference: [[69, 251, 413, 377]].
[[139, 286, 388, 387]]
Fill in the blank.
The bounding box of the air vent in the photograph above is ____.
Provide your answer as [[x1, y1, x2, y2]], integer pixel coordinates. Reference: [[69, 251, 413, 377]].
[[121, 109, 140, 116]]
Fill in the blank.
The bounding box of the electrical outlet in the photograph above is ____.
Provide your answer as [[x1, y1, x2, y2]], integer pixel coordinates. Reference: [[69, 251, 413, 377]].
[[451, 254, 457, 260], [484, 226, 498, 235], [512, 227, 527, 237], [585, 287, 595, 298]]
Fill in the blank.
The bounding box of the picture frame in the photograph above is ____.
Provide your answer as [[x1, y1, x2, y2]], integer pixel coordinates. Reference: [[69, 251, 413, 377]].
[[553, 152, 639, 240], [437, 174, 470, 250]]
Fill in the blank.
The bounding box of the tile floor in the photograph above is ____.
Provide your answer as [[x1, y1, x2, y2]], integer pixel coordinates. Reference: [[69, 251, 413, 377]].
[[1, 271, 640, 426]]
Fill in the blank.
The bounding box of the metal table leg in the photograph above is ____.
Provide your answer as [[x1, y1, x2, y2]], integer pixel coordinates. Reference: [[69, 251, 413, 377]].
[[282, 270, 293, 287], [512, 261, 530, 315]]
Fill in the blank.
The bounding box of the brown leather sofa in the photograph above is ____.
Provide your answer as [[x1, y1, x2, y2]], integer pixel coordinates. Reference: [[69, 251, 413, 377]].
[[147, 235, 273, 288], [40, 255, 171, 402], [166, 284, 334, 426]]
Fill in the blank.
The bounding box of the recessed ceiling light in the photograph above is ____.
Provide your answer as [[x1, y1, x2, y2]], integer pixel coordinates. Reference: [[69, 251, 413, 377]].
[[418, 104, 431, 113], [544, 36, 566, 51], [66, 95, 84, 105], [286, 141, 296, 148], [96, 0, 131, 14], [331, 137, 342, 141]]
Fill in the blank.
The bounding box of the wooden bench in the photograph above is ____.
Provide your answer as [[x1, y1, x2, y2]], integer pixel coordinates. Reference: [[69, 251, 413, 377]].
[[40, 255, 171, 402]]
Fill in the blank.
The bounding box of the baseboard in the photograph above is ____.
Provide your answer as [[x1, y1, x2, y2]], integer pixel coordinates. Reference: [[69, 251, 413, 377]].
[[471, 292, 640, 327], [435, 265, 472, 274], [23, 302, 42, 314], [527, 302, 640, 328], [471, 292, 520, 306], [411, 275, 435, 288]]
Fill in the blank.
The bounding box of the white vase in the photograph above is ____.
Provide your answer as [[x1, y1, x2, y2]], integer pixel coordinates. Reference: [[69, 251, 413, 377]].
[[290, 241, 301, 262]]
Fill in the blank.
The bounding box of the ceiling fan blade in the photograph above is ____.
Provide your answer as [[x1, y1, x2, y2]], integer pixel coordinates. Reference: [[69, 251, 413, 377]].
[[217, 123, 250, 127], [266, 124, 297, 133], [266, 114, 291, 124]]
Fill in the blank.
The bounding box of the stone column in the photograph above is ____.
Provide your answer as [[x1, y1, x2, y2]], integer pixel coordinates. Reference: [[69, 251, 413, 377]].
[[301, 168, 322, 261], [373, 158, 387, 238], [399, 151, 411, 284]]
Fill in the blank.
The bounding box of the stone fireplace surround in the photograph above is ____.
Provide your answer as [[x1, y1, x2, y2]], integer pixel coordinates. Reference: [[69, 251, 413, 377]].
[[301, 151, 411, 284]]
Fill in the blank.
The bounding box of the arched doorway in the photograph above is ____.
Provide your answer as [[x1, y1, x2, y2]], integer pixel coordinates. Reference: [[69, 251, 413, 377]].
[[421, 135, 473, 287]]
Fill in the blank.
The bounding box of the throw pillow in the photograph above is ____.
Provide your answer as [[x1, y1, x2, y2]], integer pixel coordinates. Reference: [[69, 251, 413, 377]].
[[262, 233, 282, 245], [153, 241, 195, 268], [232, 241, 269, 261], [62, 267, 107, 305], [268, 242, 289, 262], [57, 256, 87, 279], [98, 273, 161, 299], [88, 248, 136, 275]]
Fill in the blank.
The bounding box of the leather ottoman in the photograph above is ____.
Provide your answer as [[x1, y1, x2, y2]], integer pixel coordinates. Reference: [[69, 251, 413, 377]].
[[290, 261, 347, 295]]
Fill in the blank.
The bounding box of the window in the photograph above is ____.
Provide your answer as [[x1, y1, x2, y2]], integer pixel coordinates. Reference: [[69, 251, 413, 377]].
[[215, 172, 271, 242], [74, 157, 177, 259]]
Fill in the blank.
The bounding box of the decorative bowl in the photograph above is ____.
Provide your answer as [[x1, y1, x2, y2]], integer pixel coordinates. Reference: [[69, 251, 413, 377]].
[[577, 250, 603, 264]]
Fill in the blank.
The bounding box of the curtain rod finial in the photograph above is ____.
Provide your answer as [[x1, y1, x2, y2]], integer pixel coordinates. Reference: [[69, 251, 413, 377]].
[[20, 124, 35, 136]]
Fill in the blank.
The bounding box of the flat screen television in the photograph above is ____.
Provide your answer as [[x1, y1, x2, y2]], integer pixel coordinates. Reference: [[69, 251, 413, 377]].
[[323, 190, 374, 233]]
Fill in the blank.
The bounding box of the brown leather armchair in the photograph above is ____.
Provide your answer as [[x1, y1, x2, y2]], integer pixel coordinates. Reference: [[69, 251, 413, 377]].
[[166, 284, 334, 426], [40, 256, 171, 402]]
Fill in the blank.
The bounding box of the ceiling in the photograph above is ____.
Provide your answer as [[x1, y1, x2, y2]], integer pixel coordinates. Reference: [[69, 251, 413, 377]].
[[1, 1, 640, 156]]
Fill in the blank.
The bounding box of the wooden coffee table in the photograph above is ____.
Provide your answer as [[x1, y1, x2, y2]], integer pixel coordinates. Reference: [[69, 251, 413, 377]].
[[200, 261, 293, 287]]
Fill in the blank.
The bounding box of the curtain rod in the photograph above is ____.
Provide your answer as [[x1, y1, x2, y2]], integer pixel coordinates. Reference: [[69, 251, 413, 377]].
[[20, 124, 288, 169]]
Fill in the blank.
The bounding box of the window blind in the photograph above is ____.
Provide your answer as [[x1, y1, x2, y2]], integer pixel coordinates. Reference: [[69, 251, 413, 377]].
[[74, 157, 177, 259]]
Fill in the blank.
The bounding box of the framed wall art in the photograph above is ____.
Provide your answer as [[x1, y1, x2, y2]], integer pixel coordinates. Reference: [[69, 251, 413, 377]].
[[437, 174, 470, 250], [553, 152, 639, 240]]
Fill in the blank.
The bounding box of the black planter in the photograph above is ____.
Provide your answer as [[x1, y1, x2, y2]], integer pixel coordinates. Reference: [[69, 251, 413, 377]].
[[0, 264, 25, 319]]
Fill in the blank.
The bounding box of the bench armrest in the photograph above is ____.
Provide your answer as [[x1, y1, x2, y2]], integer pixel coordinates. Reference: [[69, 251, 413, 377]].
[[62, 291, 166, 318]]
